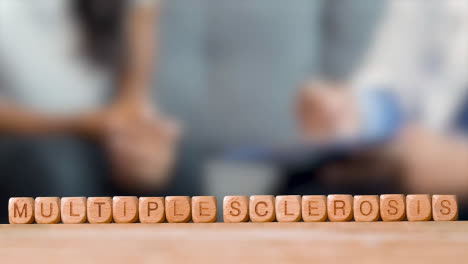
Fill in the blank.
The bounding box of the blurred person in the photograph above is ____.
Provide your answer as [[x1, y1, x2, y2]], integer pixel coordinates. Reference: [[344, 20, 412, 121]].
[[0, 0, 180, 207], [0, 1, 383, 194], [297, 0, 468, 198]]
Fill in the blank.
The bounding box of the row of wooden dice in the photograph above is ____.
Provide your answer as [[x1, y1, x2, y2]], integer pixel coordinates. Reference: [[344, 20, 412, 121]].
[[8, 194, 458, 224]]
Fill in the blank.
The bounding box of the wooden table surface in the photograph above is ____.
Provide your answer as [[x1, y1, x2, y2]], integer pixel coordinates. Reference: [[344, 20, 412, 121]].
[[1, 222, 467, 264]]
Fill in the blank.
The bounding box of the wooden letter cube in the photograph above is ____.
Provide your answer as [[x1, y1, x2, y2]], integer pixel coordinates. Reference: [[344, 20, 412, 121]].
[[113, 196, 139, 223], [432, 195, 458, 221], [192, 196, 217, 223], [165, 196, 191, 223], [275, 195, 301, 222], [35, 197, 60, 224], [380, 194, 406, 221], [87, 197, 113, 223], [327, 195, 353, 222], [249, 195, 275, 222], [9, 197, 34, 224], [354, 195, 380, 222], [406, 194, 432, 221], [302, 195, 327, 222], [61, 197, 87, 224], [139, 197, 165, 223], [223, 196, 249, 223]]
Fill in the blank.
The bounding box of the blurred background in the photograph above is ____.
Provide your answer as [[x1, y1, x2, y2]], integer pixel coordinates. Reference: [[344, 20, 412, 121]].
[[1, 0, 467, 223]]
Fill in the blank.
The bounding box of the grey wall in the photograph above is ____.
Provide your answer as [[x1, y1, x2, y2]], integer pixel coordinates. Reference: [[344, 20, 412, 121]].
[[155, 0, 386, 149]]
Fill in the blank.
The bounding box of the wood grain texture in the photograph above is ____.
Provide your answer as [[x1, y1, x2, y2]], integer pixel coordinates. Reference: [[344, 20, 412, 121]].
[[165, 196, 191, 223], [380, 194, 406, 221], [139, 197, 165, 223], [249, 195, 276, 222], [432, 195, 458, 221], [113, 197, 139, 223], [61, 197, 87, 224], [192, 196, 217, 223], [275, 195, 301, 222], [302, 195, 327, 222], [2, 222, 468, 264], [354, 195, 380, 222], [327, 195, 353, 222], [407, 195, 432, 221], [35, 197, 60, 224], [223, 196, 249, 223], [8, 197, 34, 224], [87, 197, 113, 224]]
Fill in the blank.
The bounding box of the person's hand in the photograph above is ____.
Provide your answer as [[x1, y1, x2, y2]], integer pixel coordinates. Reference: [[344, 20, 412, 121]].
[[296, 80, 361, 143], [103, 98, 181, 191], [393, 125, 468, 195]]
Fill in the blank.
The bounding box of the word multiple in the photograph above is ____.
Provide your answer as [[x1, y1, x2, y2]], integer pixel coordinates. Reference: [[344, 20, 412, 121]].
[[8, 194, 458, 224]]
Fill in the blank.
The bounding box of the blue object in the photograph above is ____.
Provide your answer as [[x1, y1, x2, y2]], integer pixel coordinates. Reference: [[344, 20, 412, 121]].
[[359, 88, 404, 142]]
